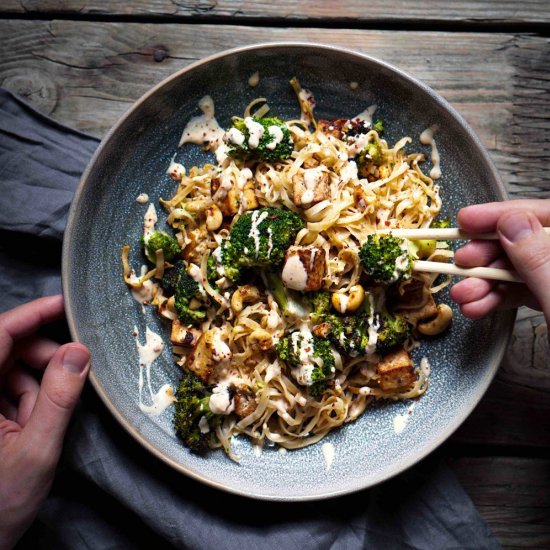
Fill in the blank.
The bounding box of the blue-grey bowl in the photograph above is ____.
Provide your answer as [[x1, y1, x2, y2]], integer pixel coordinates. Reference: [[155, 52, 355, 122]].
[[63, 42, 514, 501]]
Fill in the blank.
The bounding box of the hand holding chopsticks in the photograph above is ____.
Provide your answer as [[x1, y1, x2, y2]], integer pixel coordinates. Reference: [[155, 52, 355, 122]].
[[380, 227, 550, 283]]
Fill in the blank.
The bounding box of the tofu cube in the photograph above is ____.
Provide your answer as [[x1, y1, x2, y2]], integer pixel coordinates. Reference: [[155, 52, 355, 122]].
[[170, 320, 200, 347], [292, 167, 330, 207], [282, 246, 326, 292], [377, 349, 417, 391]]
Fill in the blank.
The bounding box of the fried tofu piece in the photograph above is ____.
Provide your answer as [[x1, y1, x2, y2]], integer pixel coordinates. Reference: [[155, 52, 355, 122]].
[[233, 385, 258, 418], [182, 224, 208, 264], [292, 167, 330, 207], [392, 279, 438, 325], [170, 320, 200, 347], [317, 119, 348, 139], [211, 176, 240, 217], [186, 330, 215, 382], [377, 349, 417, 391], [282, 246, 326, 292]]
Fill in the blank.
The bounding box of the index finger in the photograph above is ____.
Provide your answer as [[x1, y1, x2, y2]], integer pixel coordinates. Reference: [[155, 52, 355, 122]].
[[458, 200, 550, 233], [0, 295, 65, 368]]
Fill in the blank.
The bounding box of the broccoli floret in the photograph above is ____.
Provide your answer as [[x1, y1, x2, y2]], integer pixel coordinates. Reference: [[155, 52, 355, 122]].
[[264, 271, 307, 319], [321, 313, 370, 357], [222, 207, 304, 280], [173, 370, 222, 452], [276, 331, 335, 396], [430, 218, 451, 229], [161, 260, 207, 325], [308, 292, 331, 324], [358, 140, 384, 168], [376, 312, 411, 355], [373, 119, 384, 133], [143, 231, 180, 263], [226, 117, 294, 163], [206, 255, 218, 288], [359, 234, 413, 284]]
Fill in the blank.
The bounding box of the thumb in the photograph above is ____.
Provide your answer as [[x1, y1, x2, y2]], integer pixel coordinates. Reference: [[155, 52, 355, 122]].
[[24, 343, 90, 460], [498, 209, 550, 319]]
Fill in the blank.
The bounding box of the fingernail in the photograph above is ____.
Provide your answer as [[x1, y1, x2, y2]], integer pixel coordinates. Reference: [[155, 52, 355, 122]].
[[498, 211, 539, 243], [63, 346, 90, 374]]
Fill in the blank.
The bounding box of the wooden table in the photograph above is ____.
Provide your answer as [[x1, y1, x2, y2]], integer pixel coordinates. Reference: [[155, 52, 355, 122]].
[[2, 2, 549, 547]]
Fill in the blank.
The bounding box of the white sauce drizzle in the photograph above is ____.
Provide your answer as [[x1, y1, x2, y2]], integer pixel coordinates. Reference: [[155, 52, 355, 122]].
[[322, 442, 336, 472], [364, 293, 380, 355], [421, 356, 431, 377], [393, 401, 416, 434], [267, 227, 273, 258], [211, 328, 232, 363], [248, 209, 269, 257], [179, 95, 224, 149], [282, 252, 309, 291], [340, 161, 358, 185], [289, 326, 322, 386], [143, 203, 157, 240], [253, 444, 263, 457], [420, 127, 442, 180], [227, 127, 245, 146], [354, 104, 377, 125], [135, 326, 174, 416], [198, 416, 210, 434], [167, 156, 186, 181], [248, 71, 260, 87], [266, 125, 284, 150], [209, 384, 235, 415], [337, 293, 349, 314], [136, 193, 149, 204], [244, 117, 265, 149]]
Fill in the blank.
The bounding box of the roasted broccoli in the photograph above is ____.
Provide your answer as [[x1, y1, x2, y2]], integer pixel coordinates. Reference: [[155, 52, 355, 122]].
[[359, 234, 413, 284], [373, 119, 384, 133], [276, 330, 335, 396], [225, 116, 294, 163], [222, 207, 304, 281], [264, 271, 307, 319], [358, 140, 384, 168], [375, 311, 411, 355], [308, 291, 331, 324], [318, 313, 370, 357], [430, 218, 451, 229], [142, 231, 180, 263], [173, 370, 222, 452], [161, 260, 206, 325]]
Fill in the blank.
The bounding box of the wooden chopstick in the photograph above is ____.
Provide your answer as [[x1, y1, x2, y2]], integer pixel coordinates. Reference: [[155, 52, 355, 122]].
[[413, 260, 522, 283], [380, 227, 550, 241]]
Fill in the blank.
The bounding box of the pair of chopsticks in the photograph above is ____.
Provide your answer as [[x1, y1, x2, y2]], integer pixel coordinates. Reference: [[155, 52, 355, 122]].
[[381, 227, 550, 283]]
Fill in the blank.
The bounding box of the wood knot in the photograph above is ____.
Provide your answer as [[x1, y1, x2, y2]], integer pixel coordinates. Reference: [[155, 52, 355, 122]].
[[153, 48, 168, 63], [0, 68, 58, 114]]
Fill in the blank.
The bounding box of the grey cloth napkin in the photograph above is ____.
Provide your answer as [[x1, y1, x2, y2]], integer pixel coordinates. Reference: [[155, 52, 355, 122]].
[[0, 88, 500, 550]]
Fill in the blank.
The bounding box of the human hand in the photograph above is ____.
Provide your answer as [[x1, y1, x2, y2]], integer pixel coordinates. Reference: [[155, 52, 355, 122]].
[[0, 295, 90, 550], [450, 199, 550, 324]]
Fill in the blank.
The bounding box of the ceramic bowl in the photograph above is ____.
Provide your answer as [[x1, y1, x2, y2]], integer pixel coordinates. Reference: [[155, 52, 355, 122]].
[[63, 42, 514, 501]]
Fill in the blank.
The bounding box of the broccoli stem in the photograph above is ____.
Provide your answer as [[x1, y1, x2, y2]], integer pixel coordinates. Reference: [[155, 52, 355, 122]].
[[263, 271, 306, 318]]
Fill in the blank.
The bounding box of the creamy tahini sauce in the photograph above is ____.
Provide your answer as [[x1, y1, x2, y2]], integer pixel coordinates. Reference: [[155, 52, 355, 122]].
[[227, 127, 245, 146], [354, 104, 377, 125], [248, 209, 269, 257], [248, 71, 260, 87], [143, 203, 157, 240], [266, 125, 284, 150], [420, 127, 442, 180], [209, 384, 235, 415], [130, 265, 155, 304], [393, 401, 416, 434], [167, 156, 186, 181], [289, 327, 322, 386], [282, 252, 308, 291], [244, 117, 265, 148], [179, 95, 224, 149], [322, 442, 336, 472], [135, 326, 175, 416]]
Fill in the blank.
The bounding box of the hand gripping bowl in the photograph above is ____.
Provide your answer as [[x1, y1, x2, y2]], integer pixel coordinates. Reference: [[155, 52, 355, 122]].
[[63, 43, 514, 501]]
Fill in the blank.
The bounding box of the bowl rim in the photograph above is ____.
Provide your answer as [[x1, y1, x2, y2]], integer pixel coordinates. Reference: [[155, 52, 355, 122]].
[[62, 41, 514, 501]]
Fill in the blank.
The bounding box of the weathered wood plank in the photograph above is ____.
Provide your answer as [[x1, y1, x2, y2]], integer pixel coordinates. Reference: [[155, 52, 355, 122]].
[[1, 21, 549, 449], [449, 457, 550, 549], [2, 0, 550, 25], [0, 21, 549, 197]]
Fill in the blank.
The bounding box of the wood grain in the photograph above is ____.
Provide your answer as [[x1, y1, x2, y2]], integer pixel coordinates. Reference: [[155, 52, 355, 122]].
[[449, 457, 550, 548], [0, 21, 549, 197], [2, 0, 550, 25]]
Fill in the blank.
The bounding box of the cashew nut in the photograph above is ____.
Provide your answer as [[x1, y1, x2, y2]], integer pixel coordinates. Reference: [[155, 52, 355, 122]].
[[417, 304, 452, 336], [248, 329, 273, 351], [331, 284, 365, 314], [185, 198, 210, 213], [242, 181, 258, 211], [231, 285, 261, 314], [206, 204, 223, 231]]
